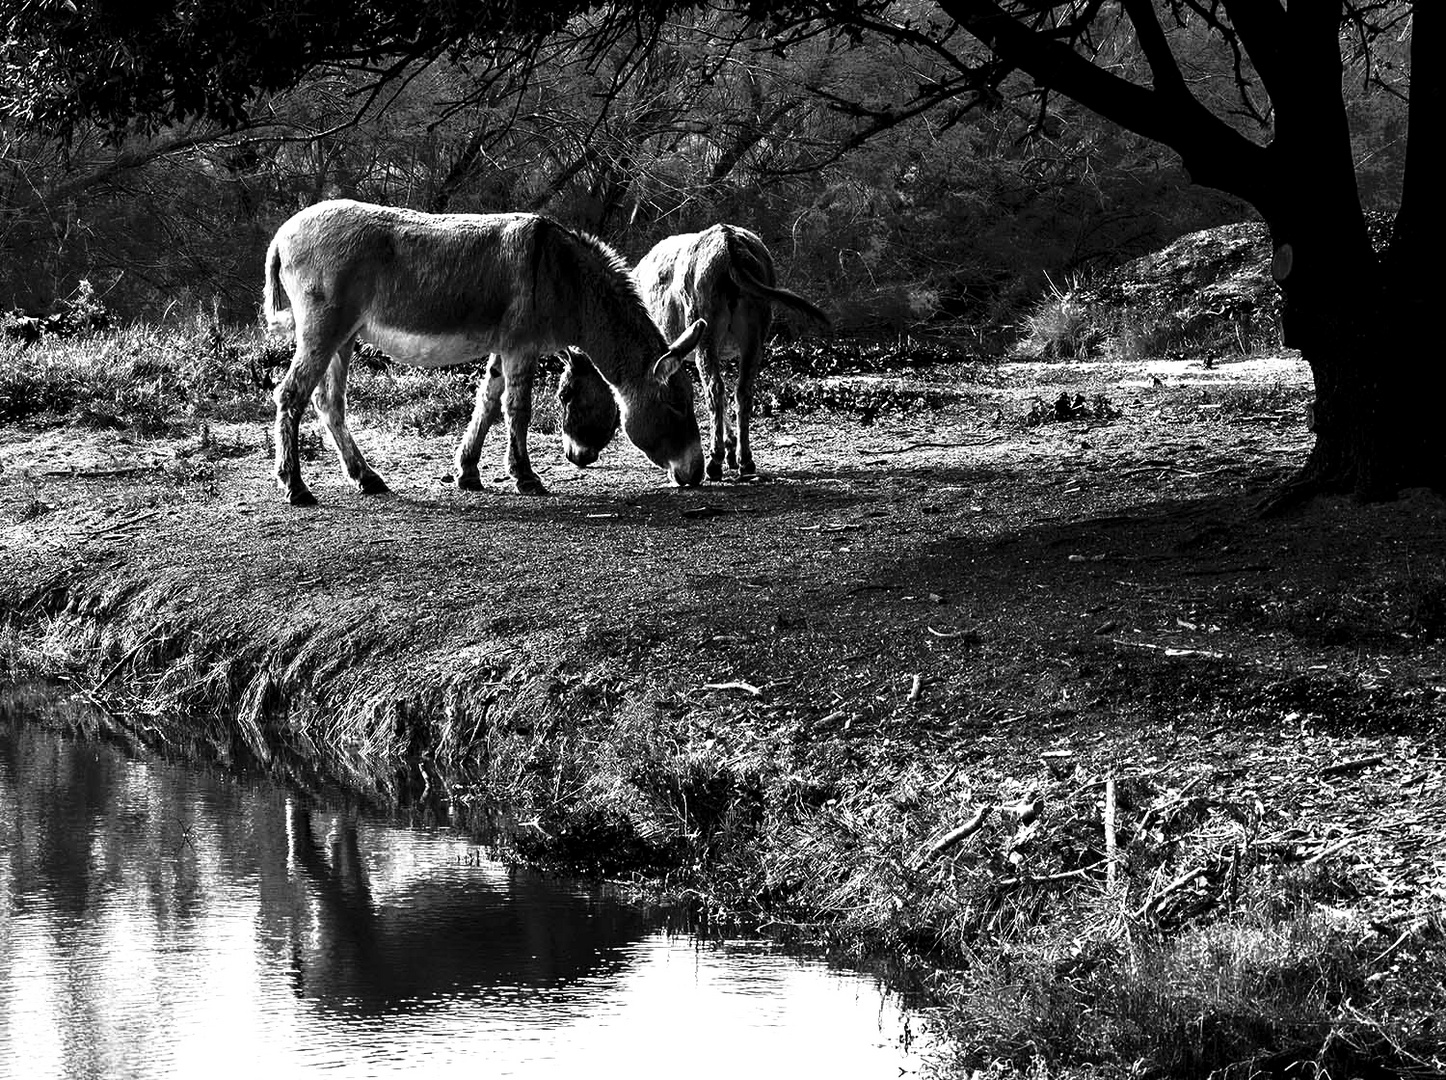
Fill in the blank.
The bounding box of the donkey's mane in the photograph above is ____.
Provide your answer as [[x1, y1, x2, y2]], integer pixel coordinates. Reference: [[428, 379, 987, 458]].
[[555, 222, 651, 320]]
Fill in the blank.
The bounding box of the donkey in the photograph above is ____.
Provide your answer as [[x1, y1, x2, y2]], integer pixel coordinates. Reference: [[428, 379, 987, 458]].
[[554, 223, 830, 481], [262, 199, 707, 505]]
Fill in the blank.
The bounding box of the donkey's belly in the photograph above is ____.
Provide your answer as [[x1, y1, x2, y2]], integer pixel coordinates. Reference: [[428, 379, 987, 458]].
[[363, 324, 495, 369]]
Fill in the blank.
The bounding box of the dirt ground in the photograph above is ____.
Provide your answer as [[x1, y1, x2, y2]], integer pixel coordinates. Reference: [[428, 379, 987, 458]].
[[4, 347, 1446, 1040], [5, 341, 1446, 1072]]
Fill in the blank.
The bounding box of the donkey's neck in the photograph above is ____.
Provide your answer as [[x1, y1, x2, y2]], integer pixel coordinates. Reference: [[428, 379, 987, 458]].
[[569, 300, 664, 391]]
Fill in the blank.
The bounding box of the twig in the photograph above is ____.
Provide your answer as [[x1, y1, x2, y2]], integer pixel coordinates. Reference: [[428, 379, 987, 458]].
[[999, 859, 1108, 890], [41, 464, 163, 478], [1320, 754, 1387, 777], [1302, 835, 1358, 867], [96, 641, 147, 691], [1179, 562, 1272, 577], [87, 507, 162, 538], [1134, 864, 1207, 919], [702, 680, 762, 696], [1104, 777, 1118, 894], [916, 804, 992, 865], [1113, 639, 1227, 659], [870, 436, 1005, 454], [906, 673, 923, 703]]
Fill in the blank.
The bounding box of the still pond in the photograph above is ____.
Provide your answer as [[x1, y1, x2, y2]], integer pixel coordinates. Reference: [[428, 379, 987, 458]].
[[0, 700, 937, 1079]]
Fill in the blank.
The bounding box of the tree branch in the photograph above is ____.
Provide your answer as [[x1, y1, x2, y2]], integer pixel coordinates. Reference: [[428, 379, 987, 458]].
[[934, 0, 1274, 202]]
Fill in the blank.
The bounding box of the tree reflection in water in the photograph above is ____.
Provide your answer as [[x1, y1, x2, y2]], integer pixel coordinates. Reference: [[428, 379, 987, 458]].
[[1, 697, 932, 1079]]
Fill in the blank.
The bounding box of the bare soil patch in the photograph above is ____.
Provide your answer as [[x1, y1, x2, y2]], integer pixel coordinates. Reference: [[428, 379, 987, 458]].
[[4, 344, 1445, 1076]]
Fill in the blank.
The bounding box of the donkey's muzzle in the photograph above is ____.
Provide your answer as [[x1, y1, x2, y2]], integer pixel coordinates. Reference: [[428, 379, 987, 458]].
[[563, 435, 600, 468], [669, 444, 705, 487]]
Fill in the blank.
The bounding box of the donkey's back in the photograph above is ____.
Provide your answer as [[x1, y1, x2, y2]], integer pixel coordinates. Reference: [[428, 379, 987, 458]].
[[265, 201, 560, 367]]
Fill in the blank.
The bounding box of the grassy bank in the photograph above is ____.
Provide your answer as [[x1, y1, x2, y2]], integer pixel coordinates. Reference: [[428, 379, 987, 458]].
[[3, 318, 1445, 1078]]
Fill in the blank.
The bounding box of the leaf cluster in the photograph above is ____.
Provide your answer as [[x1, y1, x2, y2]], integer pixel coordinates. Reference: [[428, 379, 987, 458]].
[[0, 0, 594, 137]]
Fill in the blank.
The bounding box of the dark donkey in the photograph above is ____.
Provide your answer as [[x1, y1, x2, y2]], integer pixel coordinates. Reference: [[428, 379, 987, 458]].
[[263, 199, 707, 504], [555, 223, 830, 480]]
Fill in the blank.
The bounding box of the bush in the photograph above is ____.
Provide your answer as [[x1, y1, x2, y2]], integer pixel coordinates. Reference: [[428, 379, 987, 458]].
[[1013, 275, 1102, 361]]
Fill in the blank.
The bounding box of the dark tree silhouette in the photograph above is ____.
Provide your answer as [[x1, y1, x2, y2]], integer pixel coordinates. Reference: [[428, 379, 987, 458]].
[[750, 0, 1438, 503]]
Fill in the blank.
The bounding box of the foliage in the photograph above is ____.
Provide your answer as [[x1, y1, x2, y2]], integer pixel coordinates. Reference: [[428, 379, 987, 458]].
[[0, 317, 276, 431], [1, 3, 1260, 329], [1013, 275, 1097, 361]]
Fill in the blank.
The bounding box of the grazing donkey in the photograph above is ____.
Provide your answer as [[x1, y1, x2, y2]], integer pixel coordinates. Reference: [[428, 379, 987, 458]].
[[262, 199, 707, 504], [555, 223, 829, 480]]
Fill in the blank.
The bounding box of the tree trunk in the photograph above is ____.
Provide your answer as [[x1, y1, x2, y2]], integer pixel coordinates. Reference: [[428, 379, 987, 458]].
[[1259, 3, 1444, 506]]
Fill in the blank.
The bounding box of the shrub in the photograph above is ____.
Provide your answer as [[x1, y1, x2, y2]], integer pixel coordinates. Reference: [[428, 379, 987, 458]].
[[1013, 275, 1102, 361]]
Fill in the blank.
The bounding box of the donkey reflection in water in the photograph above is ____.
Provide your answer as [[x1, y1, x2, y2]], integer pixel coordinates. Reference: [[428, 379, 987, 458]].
[[263, 199, 706, 505], [555, 223, 829, 481]]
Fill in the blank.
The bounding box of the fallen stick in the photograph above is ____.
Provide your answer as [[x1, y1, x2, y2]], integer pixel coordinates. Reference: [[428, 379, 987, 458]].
[[1180, 562, 1272, 577], [1302, 835, 1358, 867], [96, 640, 147, 691], [906, 673, 923, 703], [1134, 864, 1207, 919], [916, 804, 992, 865], [1321, 754, 1387, 777], [870, 436, 1005, 455], [42, 463, 163, 478], [702, 680, 762, 696], [87, 507, 162, 538], [999, 859, 1108, 890], [1104, 777, 1118, 893]]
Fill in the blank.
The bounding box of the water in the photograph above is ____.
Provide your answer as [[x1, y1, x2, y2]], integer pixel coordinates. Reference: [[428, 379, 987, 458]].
[[0, 706, 938, 1079]]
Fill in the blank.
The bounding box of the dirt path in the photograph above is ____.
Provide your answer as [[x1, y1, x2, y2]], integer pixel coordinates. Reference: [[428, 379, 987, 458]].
[[4, 348, 1445, 911]]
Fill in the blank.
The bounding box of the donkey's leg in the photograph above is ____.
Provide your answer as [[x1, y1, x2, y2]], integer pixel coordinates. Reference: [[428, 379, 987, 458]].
[[453, 355, 506, 491], [312, 344, 388, 494], [499, 352, 546, 495], [735, 321, 766, 477], [696, 344, 728, 482], [274, 319, 345, 506]]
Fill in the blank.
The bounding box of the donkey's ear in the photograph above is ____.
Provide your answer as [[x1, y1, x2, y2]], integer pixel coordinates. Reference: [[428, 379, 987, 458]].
[[667, 318, 707, 355], [652, 350, 684, 382]]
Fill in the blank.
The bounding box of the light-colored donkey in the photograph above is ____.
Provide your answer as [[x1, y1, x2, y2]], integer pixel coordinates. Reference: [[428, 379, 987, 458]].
[[262, 199, 707, 505], [555, 223, 829, 480]]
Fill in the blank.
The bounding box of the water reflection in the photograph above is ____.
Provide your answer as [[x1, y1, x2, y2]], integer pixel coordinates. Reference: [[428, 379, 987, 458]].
[[0, 705, 936, 1078]]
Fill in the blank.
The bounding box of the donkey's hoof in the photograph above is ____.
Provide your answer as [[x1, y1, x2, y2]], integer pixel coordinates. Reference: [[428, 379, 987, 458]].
[[706, 459, 724, 482], [739, 460, 757, 477], [515, 476, 549, 496], [455, 472, 484, 492], [358, 473, 390, 495], [287, 487, 318, 507]]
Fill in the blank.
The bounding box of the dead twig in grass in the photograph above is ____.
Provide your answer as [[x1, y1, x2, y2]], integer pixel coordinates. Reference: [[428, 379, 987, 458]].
[[41, 464, 163, 478], [1134, 864, 1207, 919], [1104, 777, 1119, 894], [87, 508, 162, 539], [1302, 835, 1359, 867], [1321, 755, 1387, 777], [915, 804, 992, 866], [869, 436, 1006, 454], [96, 640, 147, 691], [702, 680, 762, 696], [999, 859, 1108, 890]]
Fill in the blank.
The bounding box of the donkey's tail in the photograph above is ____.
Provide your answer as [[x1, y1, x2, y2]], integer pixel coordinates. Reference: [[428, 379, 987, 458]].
[[262, 235, 294, 335], [723, 228, 832, 330]]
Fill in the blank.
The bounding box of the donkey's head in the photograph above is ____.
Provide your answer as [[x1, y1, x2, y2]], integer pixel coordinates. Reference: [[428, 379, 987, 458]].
[[558, 348, 620, 467], [593, 319, 706, 486]]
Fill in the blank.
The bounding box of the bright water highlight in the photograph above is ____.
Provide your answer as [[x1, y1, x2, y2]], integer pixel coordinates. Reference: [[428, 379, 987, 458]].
[[0, 713, 936, 1079]]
